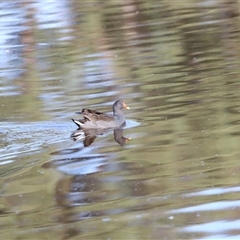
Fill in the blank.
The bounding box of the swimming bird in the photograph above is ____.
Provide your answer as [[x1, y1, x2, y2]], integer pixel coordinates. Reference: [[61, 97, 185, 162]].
[[71, 100, 130, 129]]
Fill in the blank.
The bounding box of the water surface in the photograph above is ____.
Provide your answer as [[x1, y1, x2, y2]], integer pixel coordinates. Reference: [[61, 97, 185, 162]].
[[1, 0, 240, 239]]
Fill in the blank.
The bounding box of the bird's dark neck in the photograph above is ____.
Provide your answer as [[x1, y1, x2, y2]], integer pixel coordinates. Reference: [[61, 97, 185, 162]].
[[113, 108, 125, 123], [113, 107, 122, 116]]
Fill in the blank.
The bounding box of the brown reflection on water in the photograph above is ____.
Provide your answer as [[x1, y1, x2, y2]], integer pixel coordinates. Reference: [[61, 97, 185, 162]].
[[71, 127, 130, 147]]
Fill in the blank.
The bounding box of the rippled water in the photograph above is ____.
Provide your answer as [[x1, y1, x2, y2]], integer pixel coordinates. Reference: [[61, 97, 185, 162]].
[[1, 0, 240, 239]]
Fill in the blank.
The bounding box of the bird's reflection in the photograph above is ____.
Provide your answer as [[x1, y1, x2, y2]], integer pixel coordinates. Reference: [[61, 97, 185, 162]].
[[113, 128, 131, 146], [71, 127, 130, 147]]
